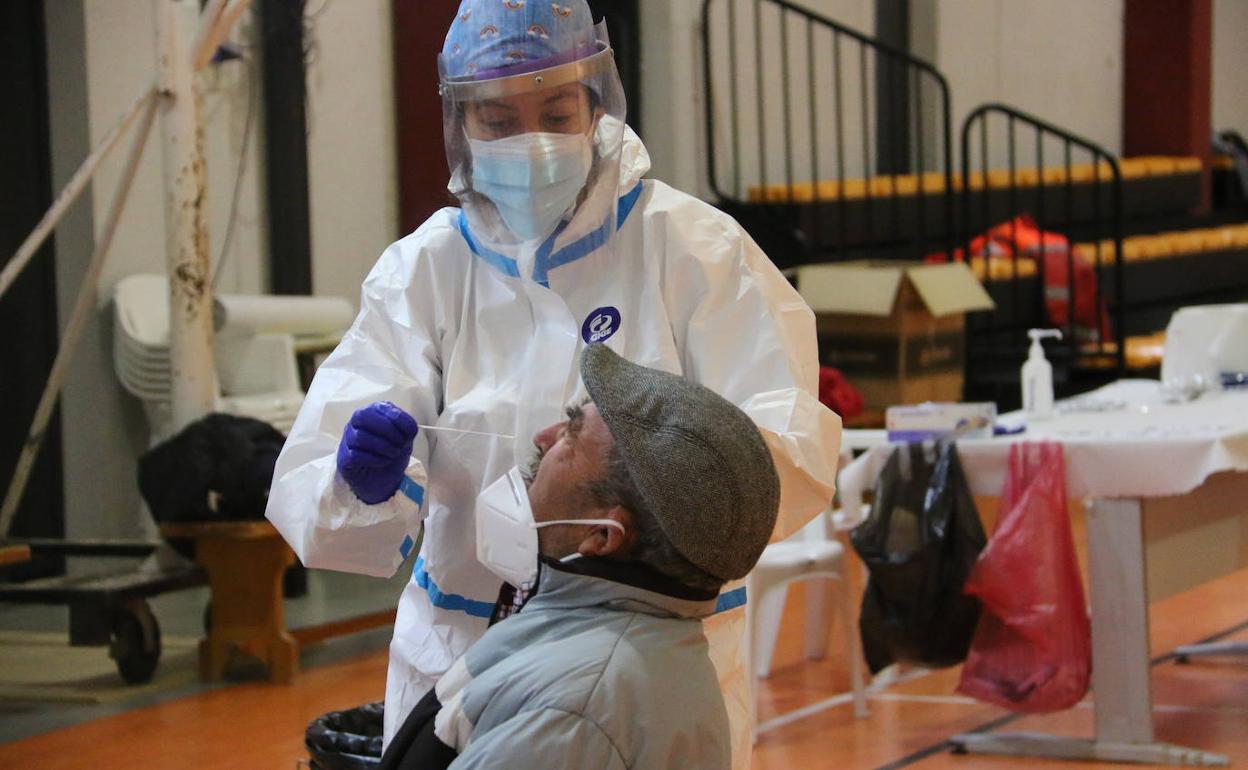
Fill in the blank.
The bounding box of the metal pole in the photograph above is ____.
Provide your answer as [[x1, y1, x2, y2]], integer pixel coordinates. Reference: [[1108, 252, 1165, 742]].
[[0, 94, 160, 537], [0, 88, 153, 304], [157, 0, 217, 431]]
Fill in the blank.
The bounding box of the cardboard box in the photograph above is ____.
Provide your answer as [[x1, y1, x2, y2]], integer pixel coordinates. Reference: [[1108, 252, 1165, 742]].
[[795, 262, 995, 410]]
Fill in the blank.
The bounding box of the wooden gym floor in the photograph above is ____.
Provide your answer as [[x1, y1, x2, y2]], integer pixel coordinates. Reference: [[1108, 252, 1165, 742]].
[[1, 554, 1245, 768]]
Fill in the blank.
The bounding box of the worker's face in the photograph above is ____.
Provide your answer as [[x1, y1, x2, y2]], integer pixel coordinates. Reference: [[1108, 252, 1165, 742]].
[[463, 83, 598, 141], [526, 403, 624, 558]]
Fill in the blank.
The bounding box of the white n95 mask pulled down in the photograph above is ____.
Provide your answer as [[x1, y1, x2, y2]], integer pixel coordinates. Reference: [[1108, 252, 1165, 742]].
[[468, 132, 593, 242], [474, 466, 624, 588]]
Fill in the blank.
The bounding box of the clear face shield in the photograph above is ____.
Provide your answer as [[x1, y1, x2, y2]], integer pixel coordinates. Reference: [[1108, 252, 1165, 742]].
[[439, 22, 628, 253]]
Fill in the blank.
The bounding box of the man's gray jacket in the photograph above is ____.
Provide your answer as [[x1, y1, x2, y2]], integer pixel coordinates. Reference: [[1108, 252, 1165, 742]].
[[378, 555, 731, 770]]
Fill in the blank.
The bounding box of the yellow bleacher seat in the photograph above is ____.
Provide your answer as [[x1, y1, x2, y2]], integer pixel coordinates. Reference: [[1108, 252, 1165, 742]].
[[1121, 237, 1147, 262], [1173, 157, 1203, 173], [1141, 234, 1176, 260], [921, 171, 947, 194], [1231, 224, 1248, 248], [1068, 161, 1115, 183], [744, 154, 1203, 206], [1126, 331, 1167, 370], [1197, 228, 1237, 251], [1162, 231, 1206, 256], [868, 176, 895, 196], [986, 168, 1040, 189], [1041, 167, 1068, 186], [840, 178, 866, 199], [786, 182, 815, 203], [1072, 241, 1124, 265], [893, 174, 919, 195], [1073, 226, 1244, 266], [968, 256, 1038, 283], [1120, 158, 1151, 179], [1138, 156, 1179, 175]]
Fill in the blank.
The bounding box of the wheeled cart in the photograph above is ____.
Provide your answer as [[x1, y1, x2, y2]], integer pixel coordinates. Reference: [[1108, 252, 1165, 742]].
[[0, 538, 206, 684]]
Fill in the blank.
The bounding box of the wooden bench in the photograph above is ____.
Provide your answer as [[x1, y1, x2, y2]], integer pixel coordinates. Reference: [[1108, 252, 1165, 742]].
[[159, 521, 298, 684]]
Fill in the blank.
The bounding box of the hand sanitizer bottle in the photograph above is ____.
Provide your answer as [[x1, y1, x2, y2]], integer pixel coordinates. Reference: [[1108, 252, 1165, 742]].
[[1022, 329, 1063, 419]]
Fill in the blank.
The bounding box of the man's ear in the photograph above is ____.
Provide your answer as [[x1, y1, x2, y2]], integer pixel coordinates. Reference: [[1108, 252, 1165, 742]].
[[577, 506, 634, 559]]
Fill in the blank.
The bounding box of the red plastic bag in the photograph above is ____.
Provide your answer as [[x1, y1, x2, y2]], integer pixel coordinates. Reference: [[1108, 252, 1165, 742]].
[[956, 442, 1091, 713]]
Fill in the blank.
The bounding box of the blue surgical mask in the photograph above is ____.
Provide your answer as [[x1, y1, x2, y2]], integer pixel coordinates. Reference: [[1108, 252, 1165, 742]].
[[468, 132, 593, 242]]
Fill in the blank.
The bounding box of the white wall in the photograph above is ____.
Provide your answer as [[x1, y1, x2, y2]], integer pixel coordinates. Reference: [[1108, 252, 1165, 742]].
[[643, 0, 877, 198], [640, 0, 1127, 199], [1213, 0, 1248, 135], [42, 0, 395, 540], [638, 1, 707, 197], [933, 0, 1123, 165], [304, 1, 399, 302]]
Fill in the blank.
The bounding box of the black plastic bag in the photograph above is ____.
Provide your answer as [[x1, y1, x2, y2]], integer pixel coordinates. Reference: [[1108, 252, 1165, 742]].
[[306, 701, 383, 770], [138, 413, 285, 523], [851, 441, 987, 674]]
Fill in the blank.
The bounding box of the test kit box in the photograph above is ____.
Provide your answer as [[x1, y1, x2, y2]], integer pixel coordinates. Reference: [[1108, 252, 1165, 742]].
[[885, 402, 997, 441], [794, 262, 995, 410]]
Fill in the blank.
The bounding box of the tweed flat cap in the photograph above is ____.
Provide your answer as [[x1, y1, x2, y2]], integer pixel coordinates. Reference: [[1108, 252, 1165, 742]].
[[580, 345, 780, 581]]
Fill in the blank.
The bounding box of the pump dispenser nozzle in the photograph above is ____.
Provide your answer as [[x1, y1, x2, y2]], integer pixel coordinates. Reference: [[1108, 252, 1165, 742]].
[[1028, 328, 1063, 350]]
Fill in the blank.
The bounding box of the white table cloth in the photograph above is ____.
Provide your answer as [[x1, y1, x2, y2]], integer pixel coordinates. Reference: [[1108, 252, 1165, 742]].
[[839, 381, 1248, 523]]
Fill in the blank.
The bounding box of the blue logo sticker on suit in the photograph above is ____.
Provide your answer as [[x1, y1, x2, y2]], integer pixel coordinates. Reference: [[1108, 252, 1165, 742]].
[[582, 307, 621, 344]]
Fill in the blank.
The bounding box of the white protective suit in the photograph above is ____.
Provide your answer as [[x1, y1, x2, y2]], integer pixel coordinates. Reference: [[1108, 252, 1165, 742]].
[[266, 128, 842, 767]]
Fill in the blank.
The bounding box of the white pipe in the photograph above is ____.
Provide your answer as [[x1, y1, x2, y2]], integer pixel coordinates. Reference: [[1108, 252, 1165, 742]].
[[158, 0, 218, 431], [0, 95, 161, 538], [0, 87, 155, 304]]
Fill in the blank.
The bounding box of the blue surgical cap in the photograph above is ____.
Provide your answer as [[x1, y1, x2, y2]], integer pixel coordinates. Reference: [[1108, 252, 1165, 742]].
[[441, 0, 597, 81]]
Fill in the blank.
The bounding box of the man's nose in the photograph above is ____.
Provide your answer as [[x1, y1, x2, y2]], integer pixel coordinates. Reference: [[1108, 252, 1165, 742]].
[[534, 421, 562, 452]]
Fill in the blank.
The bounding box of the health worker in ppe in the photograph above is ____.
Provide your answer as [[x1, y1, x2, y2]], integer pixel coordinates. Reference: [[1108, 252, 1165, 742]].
[[265, 1, 843, 765]]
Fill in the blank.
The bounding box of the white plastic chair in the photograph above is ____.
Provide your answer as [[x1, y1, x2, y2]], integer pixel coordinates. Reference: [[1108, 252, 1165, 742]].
[[1164, 305, 1248, 665], [112, 274, 315, 440], [1161, 303, 1248, 385], [747, 506, 869, 734]]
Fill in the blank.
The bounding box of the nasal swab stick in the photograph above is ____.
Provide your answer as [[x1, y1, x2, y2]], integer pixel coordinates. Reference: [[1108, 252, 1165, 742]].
[[420, 426, 515, 440]]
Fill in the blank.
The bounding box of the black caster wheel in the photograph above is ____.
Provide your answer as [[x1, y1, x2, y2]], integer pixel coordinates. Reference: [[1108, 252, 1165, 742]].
[[110, 599, 162, 684]]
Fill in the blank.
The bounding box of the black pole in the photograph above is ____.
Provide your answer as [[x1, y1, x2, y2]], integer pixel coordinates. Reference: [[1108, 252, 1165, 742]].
[[260, 0, 313, 295], [874, 0, 910, 175], [1, 0, 65, 580]]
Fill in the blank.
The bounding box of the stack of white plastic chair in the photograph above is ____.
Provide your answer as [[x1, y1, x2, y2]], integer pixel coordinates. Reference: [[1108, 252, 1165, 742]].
[[747, 504, 869, 738], [113, 273, 352, 442]]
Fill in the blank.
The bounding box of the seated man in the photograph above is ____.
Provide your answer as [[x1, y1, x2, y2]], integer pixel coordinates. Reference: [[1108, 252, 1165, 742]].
[[379, 345, 781, 770]]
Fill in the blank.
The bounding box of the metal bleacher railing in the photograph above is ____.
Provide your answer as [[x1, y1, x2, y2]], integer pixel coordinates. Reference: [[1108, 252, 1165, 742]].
[[700, 0, 956, 267], [960, 103, 1126, 388], [699, 0, 1147, 402]]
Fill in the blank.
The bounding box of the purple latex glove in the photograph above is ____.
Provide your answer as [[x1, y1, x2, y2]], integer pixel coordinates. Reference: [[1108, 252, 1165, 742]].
[[336, 402, 419, 505]]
